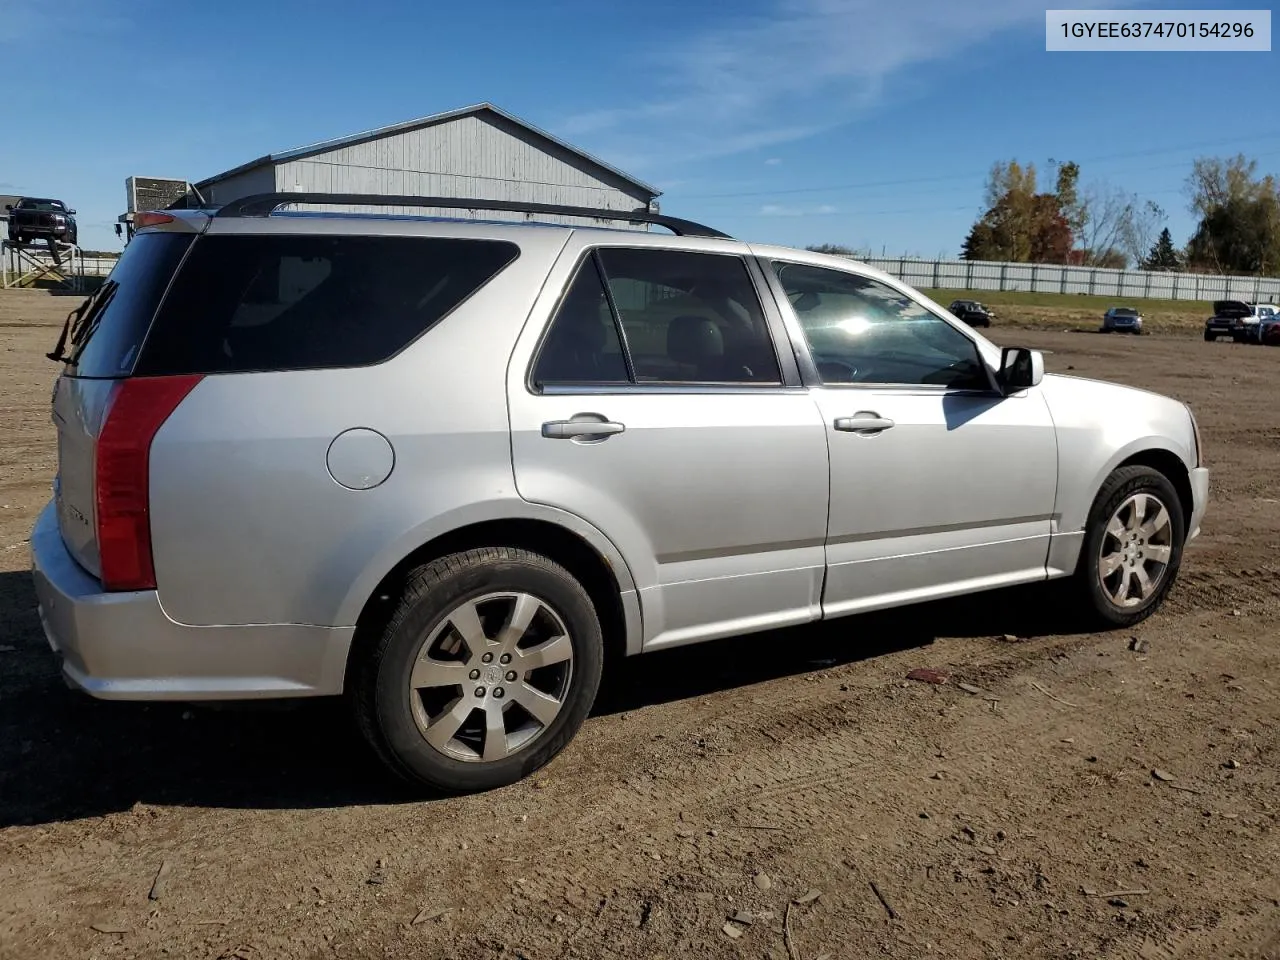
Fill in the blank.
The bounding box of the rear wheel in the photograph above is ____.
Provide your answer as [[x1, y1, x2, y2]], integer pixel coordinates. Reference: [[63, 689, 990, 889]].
[[1070, 466, 1185, 628], [351, 547, 604, 793]]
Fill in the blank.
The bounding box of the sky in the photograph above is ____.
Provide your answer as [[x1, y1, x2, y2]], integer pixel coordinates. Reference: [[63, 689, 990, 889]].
[[1, 0, 1276, 255]]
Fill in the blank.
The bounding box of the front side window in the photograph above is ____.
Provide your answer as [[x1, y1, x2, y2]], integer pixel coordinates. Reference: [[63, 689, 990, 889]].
[[772, 262, 990, 390], [533, 248, 783, 387]]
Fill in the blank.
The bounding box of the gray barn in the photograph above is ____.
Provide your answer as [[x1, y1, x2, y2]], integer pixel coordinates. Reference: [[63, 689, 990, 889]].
[[194, 103, 661, 228]]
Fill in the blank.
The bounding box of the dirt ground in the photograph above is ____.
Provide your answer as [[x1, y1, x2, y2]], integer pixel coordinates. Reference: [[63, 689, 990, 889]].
[[1, 288, 1278, 960]]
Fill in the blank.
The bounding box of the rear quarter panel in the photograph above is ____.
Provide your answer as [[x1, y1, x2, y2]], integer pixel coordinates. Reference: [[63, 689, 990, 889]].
[[147, 227, 569, 627]]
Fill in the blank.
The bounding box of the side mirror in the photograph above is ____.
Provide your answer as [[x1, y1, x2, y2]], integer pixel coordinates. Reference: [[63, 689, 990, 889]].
[[3, 204, 10, 212], [67, 208, 77, 215], [997, 346, 1044, 393]]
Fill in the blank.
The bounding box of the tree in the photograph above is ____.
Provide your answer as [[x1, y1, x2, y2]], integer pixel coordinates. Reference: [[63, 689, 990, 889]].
[[805, 243, 855, 255], [1073, 184, 1164, 267], [1142, 228, 1182, 271], [961, 160, 1073, 263], [1090, 248, 1128, 270], [1184, 155, 1280, 275]]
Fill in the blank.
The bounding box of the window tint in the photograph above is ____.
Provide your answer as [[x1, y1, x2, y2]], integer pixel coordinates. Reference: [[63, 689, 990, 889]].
[[600, 248, 781, 383], [135, 235, 518, 375], [534, 248, 783, 387], [63, 231, 195, 379], [531, 258, 630, 384], [773, 262, 989, 389]]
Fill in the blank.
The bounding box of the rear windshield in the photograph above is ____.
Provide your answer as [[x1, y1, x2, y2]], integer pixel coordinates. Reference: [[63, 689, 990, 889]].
[[63, 231, 195, 378], [134, 234, 519, 376]]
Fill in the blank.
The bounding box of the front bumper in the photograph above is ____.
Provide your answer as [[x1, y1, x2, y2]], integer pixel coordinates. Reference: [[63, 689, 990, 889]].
[[1187, 467, 1209, 541], [30, 501, 353, 700]]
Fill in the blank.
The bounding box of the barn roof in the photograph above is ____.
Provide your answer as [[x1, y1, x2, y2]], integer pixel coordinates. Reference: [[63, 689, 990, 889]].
[[195, 102, 660, 199]]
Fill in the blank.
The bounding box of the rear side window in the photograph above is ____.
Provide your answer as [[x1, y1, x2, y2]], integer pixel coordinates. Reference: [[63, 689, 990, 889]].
[[135, 235, 519, 375], [63, 231, 195, 379], [532, 247, 783, 387]]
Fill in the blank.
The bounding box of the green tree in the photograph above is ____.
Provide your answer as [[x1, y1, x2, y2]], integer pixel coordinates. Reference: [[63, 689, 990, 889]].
[[805, 243, 855, 255], [1142, 228, 1182, 271], [1184, 155, 1280, 274]]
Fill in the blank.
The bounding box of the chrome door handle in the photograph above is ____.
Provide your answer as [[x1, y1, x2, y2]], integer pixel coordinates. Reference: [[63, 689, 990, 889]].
[[541, 419, 626, 440], [833, 414, 895, 434]]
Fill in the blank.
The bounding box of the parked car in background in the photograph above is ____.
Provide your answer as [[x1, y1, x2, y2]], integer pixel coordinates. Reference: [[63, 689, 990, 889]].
[[31, 194, 1209, 794], [5, 197, 78, 247], [1203, 300, 1265, 342], [947, 299, 994, 327], [1259, 312, 1280, 346], [1101, 307, 1144, 334], [1242, 303, 1279, 343]]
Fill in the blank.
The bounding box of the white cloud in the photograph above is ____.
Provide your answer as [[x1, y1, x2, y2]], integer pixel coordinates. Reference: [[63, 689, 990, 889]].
[[560, 0, 1116, 169], [0, 1, 128, 43], [760, 203, 839, 216], [765, 158, 783, 166]]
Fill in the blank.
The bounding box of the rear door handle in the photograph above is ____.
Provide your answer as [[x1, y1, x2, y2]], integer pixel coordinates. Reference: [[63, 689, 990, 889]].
[[833, 414, 895, 434], [541, 419, 626, 440]]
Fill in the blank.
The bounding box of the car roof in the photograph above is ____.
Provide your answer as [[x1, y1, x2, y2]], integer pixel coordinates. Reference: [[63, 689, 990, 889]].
[[149, 209, 941, 295]]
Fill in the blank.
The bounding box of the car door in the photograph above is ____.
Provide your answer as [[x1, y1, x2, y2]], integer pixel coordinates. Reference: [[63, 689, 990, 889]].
[[507, 238, 830, 650], [757, 257, 1059, 616]]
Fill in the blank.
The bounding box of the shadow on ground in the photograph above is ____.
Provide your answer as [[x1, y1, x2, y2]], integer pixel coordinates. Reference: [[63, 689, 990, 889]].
[[0, 568, 1087, 826]]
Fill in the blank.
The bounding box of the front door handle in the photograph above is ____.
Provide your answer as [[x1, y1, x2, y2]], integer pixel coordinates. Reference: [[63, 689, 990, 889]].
[[833, 413, 895, 435], [542, 418, 626, 440]]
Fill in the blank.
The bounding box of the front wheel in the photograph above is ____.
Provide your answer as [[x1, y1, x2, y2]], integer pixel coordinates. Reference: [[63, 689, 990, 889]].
[[1070, 466, 1185, 628], [351, 547, 604, 793]]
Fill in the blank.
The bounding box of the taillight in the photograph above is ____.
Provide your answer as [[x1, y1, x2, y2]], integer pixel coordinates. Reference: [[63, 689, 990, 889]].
[[134, 211, 176, 229], [95, 375, 202, 591]]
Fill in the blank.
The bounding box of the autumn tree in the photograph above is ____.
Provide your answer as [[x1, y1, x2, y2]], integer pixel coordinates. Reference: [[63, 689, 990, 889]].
[[961, 160, 1073, 263]]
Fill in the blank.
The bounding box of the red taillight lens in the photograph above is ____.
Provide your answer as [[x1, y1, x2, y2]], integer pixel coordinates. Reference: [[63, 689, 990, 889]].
[[134, 211, 176, 229], [95, 375, 203, 591]]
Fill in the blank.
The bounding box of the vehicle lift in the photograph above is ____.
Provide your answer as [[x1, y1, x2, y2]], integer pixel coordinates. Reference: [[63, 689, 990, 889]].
[[1, 237, 87, 291]]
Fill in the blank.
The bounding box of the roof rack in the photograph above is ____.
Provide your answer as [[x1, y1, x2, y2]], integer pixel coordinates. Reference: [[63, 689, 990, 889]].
[[210, 193, 731, 239]]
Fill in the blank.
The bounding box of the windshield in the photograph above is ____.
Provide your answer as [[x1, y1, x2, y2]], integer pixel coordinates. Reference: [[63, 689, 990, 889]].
[[18, 199, 65, 212]]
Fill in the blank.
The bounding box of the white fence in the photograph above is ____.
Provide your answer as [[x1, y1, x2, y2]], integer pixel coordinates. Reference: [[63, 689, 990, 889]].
[[77, 256, 118, 277], [856, 256, 1280, 303]]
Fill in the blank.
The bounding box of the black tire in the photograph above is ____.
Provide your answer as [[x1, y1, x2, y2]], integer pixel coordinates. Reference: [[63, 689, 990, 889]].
[[1204, 331, 1214, 342], [1070, 465, 1186, 629], [351, 547, 604, 793]]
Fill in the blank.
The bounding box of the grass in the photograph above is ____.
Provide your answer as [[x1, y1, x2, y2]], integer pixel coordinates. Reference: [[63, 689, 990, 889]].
[[918, 287, 1213, 335]]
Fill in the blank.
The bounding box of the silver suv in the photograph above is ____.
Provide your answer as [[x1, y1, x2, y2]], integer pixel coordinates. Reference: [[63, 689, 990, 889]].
[[31, 194, 1209, 793]]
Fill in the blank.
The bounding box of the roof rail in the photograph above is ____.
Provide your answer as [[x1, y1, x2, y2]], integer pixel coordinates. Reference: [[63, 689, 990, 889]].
[[211, 193, 731, 239]]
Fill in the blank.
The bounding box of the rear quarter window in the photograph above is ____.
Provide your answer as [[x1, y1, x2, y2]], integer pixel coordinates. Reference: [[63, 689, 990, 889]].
[[134, 234, 519, 376], [63, 231, 195, 379]]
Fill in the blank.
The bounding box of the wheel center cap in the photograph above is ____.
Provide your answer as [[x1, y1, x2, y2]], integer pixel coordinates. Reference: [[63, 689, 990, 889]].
[[481, 664, 503, 686]]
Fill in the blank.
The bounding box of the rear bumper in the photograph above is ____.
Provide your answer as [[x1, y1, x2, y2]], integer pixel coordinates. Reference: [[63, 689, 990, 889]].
[[29, 501, 353, 701], [1188, 467, 1209, 541]]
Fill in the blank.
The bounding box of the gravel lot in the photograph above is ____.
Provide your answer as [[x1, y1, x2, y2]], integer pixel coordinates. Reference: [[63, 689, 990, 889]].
[[1, 289, 1277, 960]]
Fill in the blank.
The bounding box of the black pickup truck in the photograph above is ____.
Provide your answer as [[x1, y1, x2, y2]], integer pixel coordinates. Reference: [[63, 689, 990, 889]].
[[5, 197, 78, 247]]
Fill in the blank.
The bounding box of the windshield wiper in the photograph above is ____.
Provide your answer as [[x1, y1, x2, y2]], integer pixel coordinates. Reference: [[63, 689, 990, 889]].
[[46, 281, 117, 364]]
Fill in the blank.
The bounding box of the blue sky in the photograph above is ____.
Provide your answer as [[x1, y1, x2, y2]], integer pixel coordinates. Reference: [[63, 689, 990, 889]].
[[2, 0, 1275, 254]]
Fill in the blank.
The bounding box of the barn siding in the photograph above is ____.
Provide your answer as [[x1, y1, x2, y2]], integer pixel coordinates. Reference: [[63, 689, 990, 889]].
[[201, 166, 276, 206], [271, 112, 652, 228]]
